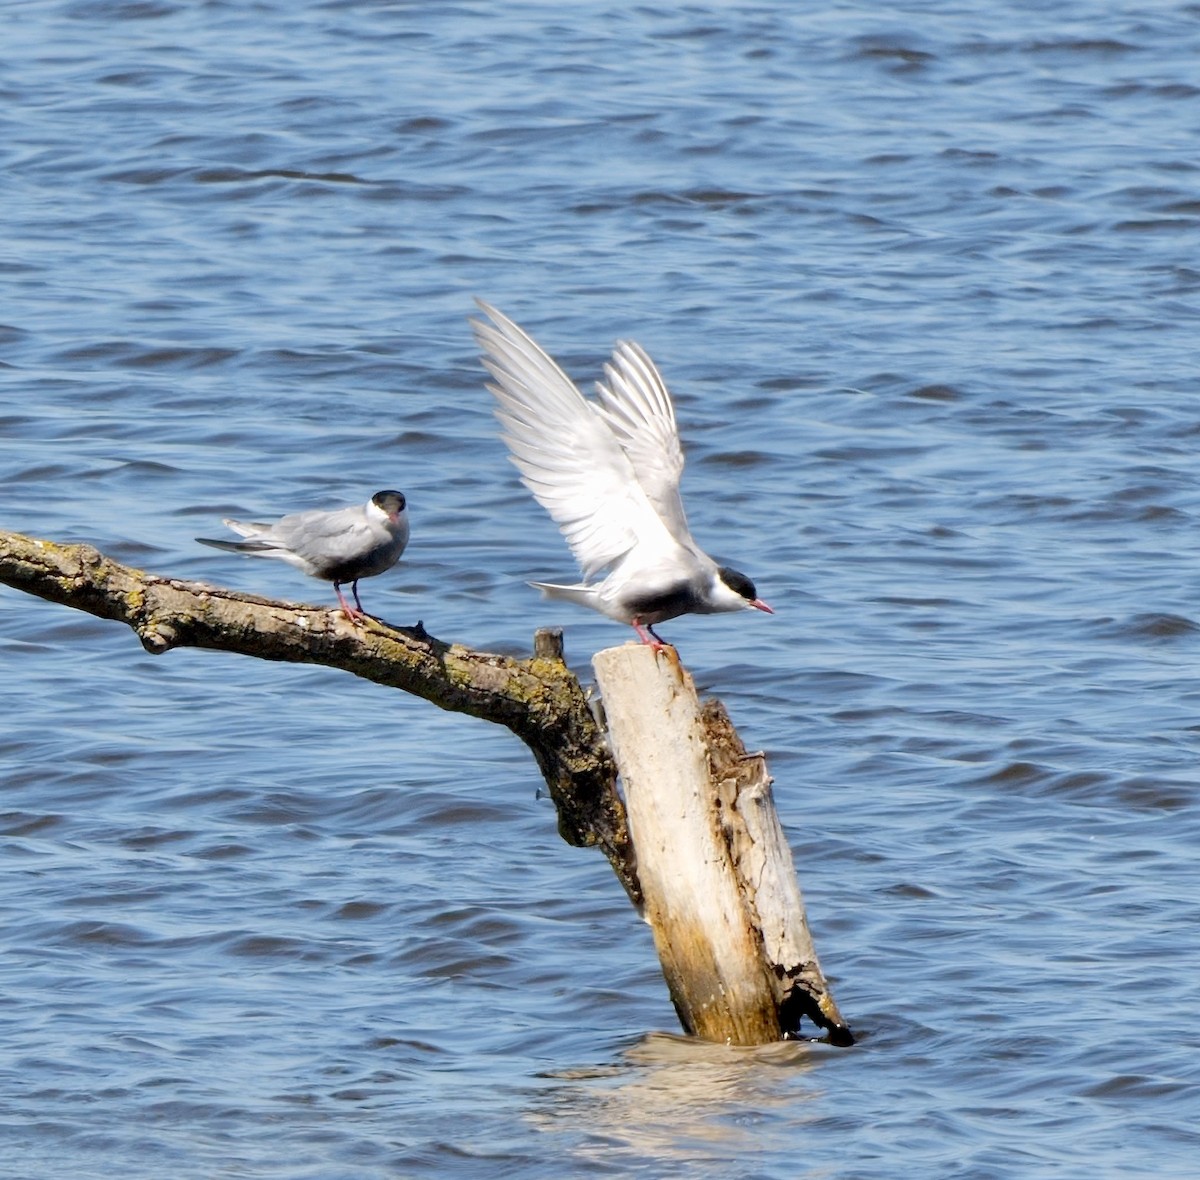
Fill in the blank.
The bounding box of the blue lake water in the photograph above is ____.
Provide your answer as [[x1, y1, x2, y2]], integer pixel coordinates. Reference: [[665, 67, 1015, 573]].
[[3, 1, 1200, 1175]]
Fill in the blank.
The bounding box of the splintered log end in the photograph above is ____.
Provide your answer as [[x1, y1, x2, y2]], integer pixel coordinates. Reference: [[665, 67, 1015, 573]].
[[702, 698, 849, 1041], [533, 626, 565, 662]]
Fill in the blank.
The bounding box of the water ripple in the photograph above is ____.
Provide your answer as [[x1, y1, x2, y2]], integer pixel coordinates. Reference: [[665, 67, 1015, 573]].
[[4, 1, 1200, 1177]]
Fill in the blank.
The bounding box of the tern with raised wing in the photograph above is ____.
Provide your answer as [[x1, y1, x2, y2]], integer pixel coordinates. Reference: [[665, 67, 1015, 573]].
[[472, 301, 772, 647], [197, 490, 408, 621]]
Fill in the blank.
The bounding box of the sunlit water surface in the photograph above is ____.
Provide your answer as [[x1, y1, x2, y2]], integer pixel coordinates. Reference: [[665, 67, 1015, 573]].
[[3, 2, 1200, 1176]]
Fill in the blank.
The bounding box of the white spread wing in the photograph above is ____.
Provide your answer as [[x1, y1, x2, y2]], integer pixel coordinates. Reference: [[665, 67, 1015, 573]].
[[594, 340, 691, 548], [472, 301, 675, 580]]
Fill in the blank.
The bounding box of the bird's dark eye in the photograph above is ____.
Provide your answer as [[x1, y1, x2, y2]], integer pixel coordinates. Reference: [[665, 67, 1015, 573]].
[[717, 565, 757, 600]]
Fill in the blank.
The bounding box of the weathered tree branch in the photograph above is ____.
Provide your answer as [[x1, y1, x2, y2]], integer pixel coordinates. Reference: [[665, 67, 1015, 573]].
[[3, 526, 852, 1045], [0, 527, 637, 902]]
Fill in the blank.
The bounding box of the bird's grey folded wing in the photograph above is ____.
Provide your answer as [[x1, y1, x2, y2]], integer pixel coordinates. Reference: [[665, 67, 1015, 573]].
[[594, 340, 691, 548], [472, 301, 675, 580], [272, 506, 371, 558]]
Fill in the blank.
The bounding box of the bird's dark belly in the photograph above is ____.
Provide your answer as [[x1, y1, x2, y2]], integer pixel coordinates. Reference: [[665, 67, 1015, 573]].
[[319, 559, 362, 583], [309, 542, 398, 584], [625, 583, 701, 625]]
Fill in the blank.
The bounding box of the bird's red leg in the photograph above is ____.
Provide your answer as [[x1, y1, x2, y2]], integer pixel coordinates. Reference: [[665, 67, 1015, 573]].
[[631, 617, 666, 651], [333, 581, 364, 621]]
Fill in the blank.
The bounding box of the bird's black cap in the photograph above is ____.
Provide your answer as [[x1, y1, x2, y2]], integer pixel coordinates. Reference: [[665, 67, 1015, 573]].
[[372, 490, 406, 513], [717, 565, 758, 602]]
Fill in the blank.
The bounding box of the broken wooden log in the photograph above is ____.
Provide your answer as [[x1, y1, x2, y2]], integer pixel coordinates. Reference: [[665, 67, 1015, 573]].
[[593, 644, 851, 1046]]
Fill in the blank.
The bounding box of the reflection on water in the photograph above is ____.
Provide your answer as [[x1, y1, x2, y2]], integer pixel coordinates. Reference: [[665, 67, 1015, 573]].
[[531, 1033, 820, 1166]]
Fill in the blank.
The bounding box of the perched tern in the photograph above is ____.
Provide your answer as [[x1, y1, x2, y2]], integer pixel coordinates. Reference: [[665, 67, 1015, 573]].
[[197, 490, 408, 620], [471, 301, 773, 647]]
